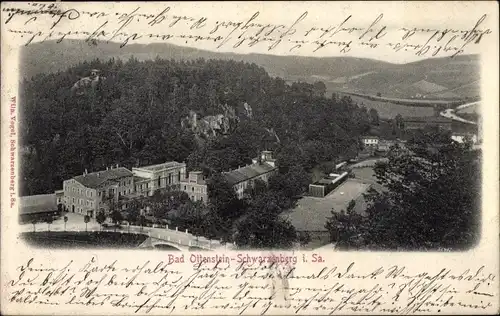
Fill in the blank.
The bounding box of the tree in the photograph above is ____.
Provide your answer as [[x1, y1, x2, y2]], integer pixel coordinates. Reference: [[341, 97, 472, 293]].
[[45, 215, 53, 232], [84, 215, 90, 232], [269, 167, 310, 201], [201, 210, 231, 241], [125, 203, 140, 233], [63, 215, 68, 231], [333, 134, 480, 251], [394, 114, 404, 130], [243, 178, 267, 199], [298, 231, 311, 247], [138, 215, 146, 232], [207, 173, 245, 220], [312, 81, 326, 98], [96, 210, 106, 230], [110, 210, 123, 232], [175, 201, 207, 241], [31, 216, 39, 232], [325, 200, 363, 245], [369, 108, 380, 125], [234, 210, 297, 249]]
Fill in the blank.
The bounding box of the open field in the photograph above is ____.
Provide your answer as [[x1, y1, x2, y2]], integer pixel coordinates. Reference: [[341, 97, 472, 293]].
[[282, 179, 370, 233], [341, 91, 468, 106], [347, 95, 435, 119]]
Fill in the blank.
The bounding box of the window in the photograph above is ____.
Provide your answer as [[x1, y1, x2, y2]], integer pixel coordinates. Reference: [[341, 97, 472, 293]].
[[200, 197, 203, 202], [184, 185, 187, 191], [192, 187, 194, 192], [168, 173, 172, 184]]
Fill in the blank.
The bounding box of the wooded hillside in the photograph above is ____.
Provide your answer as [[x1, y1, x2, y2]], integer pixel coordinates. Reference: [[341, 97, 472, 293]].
[[20, 57, 373, 195]]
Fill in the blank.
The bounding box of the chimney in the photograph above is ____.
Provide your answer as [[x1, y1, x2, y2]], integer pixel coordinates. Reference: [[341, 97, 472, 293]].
[[97, 172, 100, 177], [85, 168, 88, 175], [106, 167, 109, 170], [116, 163, 119, 168]]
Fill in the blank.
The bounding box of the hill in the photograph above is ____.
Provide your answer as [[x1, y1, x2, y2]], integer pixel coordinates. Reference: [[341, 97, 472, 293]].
[[327, 55, 479, 99], [21, 40, 480, 100], [21, 39, 392, 81]]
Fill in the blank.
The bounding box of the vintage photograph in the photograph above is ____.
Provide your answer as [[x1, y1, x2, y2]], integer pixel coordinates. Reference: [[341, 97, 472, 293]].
[[18, 38, 481, 252]]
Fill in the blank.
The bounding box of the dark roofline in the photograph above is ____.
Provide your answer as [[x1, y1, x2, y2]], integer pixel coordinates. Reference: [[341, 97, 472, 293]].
[[224, 164, 277, 186], [73, 167, 133, 188]]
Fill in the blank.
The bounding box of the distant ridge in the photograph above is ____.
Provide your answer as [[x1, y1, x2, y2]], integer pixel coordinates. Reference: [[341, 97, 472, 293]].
[[21, 39, 480, 99]]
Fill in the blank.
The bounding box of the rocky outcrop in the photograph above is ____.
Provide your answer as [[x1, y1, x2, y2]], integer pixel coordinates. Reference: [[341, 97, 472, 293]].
[[181, 102, 280, 149], [243, 102, 253, 118], [264, 127, 280, 143], [71, 69, 106, 96], [181, 103, 239, 139]]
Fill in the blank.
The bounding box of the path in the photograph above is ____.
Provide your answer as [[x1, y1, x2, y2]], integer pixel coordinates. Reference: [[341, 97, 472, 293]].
[[439, 101, 479, 125]]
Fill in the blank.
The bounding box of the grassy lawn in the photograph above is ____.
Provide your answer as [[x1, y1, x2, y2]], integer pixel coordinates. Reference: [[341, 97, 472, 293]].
[[21, 231, 148, 249]]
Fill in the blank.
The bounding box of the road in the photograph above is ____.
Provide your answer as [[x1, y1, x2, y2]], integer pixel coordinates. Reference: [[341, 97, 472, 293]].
[[439, 101, 479, 125]]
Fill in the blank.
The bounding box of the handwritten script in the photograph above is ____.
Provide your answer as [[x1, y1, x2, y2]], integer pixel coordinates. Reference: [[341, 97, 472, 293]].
[[4, 255, 497, 315], [1, 2, 494, 59]]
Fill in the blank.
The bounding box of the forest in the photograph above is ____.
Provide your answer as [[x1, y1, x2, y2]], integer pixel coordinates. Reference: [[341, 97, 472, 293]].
[[20, 57, 373, 196]]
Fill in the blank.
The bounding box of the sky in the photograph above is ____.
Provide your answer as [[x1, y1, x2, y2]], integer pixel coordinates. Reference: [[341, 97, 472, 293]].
[[1, 1, 498, 63]]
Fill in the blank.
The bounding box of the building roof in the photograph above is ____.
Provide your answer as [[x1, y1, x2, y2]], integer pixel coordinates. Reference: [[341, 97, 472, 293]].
[[20, 194, 57, 215], [137, 161, 184, 172], [133, 176, 149, 183], [361, 135, 379, 139], [73, 167, 133, 189], [223, 163, 276, 186]]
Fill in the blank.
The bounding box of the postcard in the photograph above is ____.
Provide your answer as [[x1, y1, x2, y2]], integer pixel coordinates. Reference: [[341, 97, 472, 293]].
[[1, 1, 499, 315]]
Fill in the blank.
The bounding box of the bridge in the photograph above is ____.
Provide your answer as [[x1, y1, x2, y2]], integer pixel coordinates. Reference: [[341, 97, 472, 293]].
[[23, 218, 227, 251], [136, 230, 219, 251], [138, 236, 188, 250], [104, 224, 223, 251]]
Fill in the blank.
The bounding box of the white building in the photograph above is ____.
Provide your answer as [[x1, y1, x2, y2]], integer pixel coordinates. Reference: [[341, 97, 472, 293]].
[[132, 161, 187, 197], [361, 136, 380, 147], [451, 133, 478, 144]]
